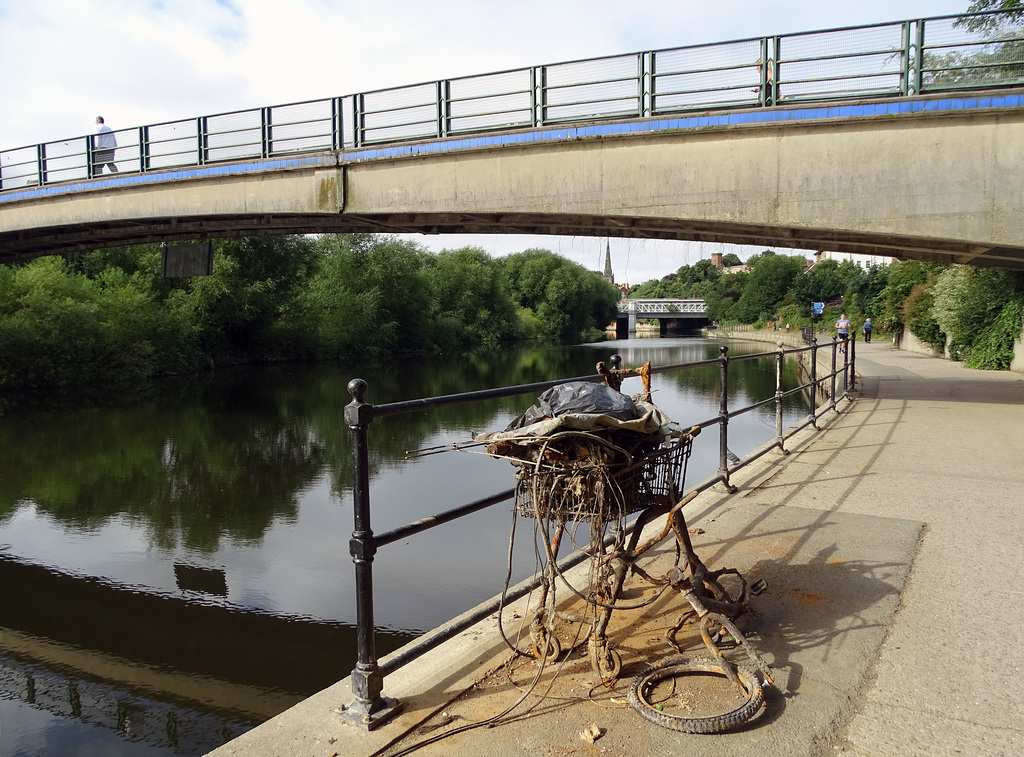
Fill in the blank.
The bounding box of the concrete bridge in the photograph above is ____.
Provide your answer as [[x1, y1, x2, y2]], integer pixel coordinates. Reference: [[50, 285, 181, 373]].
[[2, 10, 1024, 270], [616, 298, 709, 337]]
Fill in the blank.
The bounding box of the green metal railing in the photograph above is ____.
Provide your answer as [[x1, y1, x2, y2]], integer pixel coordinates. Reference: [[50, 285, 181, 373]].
[[1, 9, 1022, 192]]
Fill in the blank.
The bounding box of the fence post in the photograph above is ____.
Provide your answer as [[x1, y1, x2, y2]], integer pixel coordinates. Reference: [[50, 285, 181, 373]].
[[850, 331, 857, 392], [538, 65, 549, 126], [85, 137, 95, 180], [830, 337, 838, 413], [332, 97, 342, 151], [260, 108, 272, 158], [809, 338, 819, 429], [139, 126, 148, 173], [198, 117, 208, 165], [775, 342, 787, 454], [37, 144, 47, 186], [718, 346, 737, 493], [436, 80, 450, 139], [339, 379, 402, 729], [352, 95, 365, 149], [913, 19, 925, 95], [642, 51, 653, 117]]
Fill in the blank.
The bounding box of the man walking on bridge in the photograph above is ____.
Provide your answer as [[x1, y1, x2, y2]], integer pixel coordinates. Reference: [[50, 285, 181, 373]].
[[93, 116, 118, 175]]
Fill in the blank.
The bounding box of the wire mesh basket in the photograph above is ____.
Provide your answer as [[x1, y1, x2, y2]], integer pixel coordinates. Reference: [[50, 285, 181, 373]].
[[512, 431, 695, 521]]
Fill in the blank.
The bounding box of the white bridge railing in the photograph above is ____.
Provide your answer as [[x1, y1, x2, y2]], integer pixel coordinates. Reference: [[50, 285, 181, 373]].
[[618, 299, 707, 315]]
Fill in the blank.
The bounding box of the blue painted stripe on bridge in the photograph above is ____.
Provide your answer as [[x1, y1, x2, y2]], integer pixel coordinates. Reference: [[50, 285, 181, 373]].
[[2, 94, 1020, 205], [0, 155, 336, 204]]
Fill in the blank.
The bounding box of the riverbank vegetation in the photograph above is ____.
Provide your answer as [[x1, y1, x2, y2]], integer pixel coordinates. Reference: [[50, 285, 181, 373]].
[[4, 234, 1024, 391], [0, 234, 619, 390], [628, 251, 1024, 370]]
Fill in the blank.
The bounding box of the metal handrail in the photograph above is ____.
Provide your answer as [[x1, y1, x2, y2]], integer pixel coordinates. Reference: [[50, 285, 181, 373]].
[[2, 9, 1022, 191], [339, 338, 856, 728]]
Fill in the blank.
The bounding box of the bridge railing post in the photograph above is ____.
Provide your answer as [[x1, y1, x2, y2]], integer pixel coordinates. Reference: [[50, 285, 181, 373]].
[[260, 108, 271, 159], [912, 20, 925, 95], [197, 117, 208, 165], [37, 144, 48, 186], [83, 137, 94, 181], [352, 94, 365, 149], [760, 37, 773, 106], [339, 379, 402, 730], [331, 97, 343, 151], [641, 51, 653, 117], [436, 80, 450, 139], [139, 126, 149, 173], [538, 65, 549, 126]]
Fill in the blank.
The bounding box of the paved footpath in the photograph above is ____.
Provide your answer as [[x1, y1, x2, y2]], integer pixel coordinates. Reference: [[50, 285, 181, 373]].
[[762, 340, 1024, 756], [210, 341, 1024, 757]]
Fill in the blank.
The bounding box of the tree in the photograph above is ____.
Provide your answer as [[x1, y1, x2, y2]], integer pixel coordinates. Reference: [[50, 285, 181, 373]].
[[959, 1, 1024, 31], [790, 259, 845, 310], [500, 249, 619, 340], [721, 253, 742, 267], [931, 264, 1024, 364], [924, 1, 1024, 88], [733, 255, 805, 323], [874, 260, 945, 334], [700, 272, 747, 323], [426, 246, 523, 347], [180, 235, 319, 356]]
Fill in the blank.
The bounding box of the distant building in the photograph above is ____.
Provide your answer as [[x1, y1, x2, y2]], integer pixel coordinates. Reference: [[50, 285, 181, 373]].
[[710, 251, 749, 274], [814, 250, 894, 269]]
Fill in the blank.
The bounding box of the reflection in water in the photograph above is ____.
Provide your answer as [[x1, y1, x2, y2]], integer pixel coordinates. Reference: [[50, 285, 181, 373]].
[[0, 646, 249, 756], [0, 338, 806, 755]]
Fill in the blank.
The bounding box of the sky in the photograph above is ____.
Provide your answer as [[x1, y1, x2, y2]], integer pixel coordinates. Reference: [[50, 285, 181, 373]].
[[1, 0, 970, 283]]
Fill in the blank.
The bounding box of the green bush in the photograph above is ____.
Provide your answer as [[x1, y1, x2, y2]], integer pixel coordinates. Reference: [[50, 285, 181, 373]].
[[904, 281, 945, 352], [967, 300, 1023, 370]]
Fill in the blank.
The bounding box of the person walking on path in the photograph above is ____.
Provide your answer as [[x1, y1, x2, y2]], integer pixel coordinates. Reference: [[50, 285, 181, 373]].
[[836, 313, 851, 353], [93, 116, 118, 175], [863, 317, 873, 343]]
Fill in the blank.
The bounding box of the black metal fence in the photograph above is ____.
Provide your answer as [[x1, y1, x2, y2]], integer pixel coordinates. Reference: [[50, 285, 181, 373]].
[[2, 9, 1022, 192], [339, 336, 856, 728]]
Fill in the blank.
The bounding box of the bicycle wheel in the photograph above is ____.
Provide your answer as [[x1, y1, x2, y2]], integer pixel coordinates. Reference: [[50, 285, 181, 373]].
[[628, 657, 764, 733]]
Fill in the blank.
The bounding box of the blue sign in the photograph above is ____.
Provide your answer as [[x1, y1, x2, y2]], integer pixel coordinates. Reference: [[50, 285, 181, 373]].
[[812, 301, 824, 314]]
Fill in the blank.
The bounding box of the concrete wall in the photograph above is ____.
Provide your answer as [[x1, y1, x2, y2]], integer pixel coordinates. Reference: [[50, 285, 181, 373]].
[[1011, 325, 1024, 375], [342, 107, 1024, 259], [897, 328, 945, 358]]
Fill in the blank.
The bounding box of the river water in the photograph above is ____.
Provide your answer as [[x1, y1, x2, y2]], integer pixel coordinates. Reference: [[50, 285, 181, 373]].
[[0, 337, 807, 756]]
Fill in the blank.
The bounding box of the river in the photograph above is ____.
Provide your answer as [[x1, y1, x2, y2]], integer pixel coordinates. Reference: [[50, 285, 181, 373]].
[[0, 336, 807, 756]]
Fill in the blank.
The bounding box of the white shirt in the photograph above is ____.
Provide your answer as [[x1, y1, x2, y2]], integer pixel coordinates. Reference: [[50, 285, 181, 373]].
[[94, 123, 117, 149]]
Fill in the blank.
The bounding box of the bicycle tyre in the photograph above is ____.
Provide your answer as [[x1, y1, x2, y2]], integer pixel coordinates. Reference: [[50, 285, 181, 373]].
[[627, 656, 764, 734]]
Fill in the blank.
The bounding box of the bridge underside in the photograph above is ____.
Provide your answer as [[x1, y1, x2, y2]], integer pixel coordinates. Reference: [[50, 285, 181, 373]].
[[615, 313, 710, 338], [4, 210, 1023, 269]]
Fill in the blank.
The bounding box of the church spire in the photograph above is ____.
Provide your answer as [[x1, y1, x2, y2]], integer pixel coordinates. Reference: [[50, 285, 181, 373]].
[[602, 240, 614, 285]]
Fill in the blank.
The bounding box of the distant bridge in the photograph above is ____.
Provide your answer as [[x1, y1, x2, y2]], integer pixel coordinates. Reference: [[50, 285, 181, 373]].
[[616, 299, 709, 337]]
